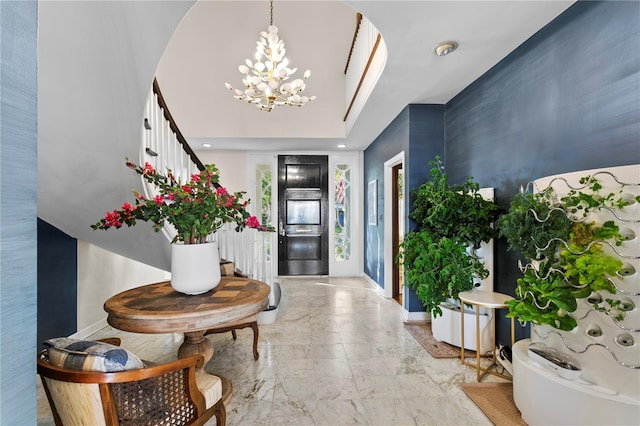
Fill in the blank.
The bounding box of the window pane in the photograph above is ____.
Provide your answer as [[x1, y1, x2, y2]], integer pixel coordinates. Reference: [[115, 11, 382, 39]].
[[334, 164, 351, 261], [287, 200, 320, 225]]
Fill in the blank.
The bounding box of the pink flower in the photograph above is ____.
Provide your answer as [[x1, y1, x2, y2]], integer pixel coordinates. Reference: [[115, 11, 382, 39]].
[[104, 210, 122, 228], [91, 160, 264, 242], [246, 216, 260, 228], [142, 162, 155, 175]]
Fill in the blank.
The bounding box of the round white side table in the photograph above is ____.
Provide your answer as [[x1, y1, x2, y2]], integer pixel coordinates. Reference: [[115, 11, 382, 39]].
[[458, 290, 515, 381]]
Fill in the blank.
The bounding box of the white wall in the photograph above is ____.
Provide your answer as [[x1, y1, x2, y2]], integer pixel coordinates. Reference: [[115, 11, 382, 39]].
[[38, 1, 195, 272], [76, 241, 168, 334], [197, 150, 248, 194]]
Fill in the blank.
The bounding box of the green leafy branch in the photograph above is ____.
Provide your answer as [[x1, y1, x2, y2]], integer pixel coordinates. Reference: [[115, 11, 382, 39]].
[[399, 232, 487, 317]]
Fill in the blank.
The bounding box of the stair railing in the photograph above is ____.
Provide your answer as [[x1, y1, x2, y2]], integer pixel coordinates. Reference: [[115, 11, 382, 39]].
[[343, 13, 387, 134], [141, 79, 271, 286]]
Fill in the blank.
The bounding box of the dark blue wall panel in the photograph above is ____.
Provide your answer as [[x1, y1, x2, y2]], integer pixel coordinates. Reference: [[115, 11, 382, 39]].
[[445, 0, 640, 344], [364, 105, 444, 313], [406, 105, 445, 312], [364, 107, 410, 286], [0, 1, 38, 423], [37, 219, 78, 348]]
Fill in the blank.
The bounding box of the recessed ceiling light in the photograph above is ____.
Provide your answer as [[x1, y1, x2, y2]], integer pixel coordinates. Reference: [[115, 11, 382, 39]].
[[337, 143, 347, 149], [435, 41, 458, 57], [201, 143, 212, 148]]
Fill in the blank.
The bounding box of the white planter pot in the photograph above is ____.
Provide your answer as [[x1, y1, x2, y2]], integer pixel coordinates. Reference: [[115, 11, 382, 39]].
[[170, 241, 221, 295]]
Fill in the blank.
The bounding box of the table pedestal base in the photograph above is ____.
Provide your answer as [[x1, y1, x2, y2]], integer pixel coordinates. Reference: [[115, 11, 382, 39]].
[[178, 331, 214, 365]]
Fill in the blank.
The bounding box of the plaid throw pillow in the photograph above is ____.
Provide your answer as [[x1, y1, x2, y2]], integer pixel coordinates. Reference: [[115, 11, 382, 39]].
[[44, 338, 145, 372]]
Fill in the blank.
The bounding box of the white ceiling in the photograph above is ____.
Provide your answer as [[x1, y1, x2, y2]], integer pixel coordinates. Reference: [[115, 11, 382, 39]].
[[153, 0, 574, 152]]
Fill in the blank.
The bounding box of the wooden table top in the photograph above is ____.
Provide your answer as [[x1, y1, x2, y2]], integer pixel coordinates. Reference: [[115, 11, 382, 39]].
[[104, 277, 270, 334]]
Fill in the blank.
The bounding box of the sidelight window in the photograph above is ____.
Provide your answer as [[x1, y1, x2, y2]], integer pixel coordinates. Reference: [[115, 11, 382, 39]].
[[334, 164, 351, 261]]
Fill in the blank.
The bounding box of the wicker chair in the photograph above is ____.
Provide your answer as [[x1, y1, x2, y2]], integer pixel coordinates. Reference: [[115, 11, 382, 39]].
[[37, 338, 226, 426]]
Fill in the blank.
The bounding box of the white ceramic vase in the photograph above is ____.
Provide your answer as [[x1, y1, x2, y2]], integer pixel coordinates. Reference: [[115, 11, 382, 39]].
[[170, 241, 221, 295]]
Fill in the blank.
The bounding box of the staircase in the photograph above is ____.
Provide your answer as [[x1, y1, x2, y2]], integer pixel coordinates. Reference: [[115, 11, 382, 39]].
[[142, 79, 278, 310]]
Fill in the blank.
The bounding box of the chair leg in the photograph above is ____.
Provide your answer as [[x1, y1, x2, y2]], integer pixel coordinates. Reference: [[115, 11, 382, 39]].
[[204, 322, 259, 361], [251, 321, 259, 360], [214, 399, 226, 426]]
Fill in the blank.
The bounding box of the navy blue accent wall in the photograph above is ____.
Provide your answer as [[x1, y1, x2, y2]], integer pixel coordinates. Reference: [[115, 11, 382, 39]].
[[364, 105, 444, 313], [37, 219, 78, 348], [445, 1, 640, 345], [364, 107, 409, 286], [407, 105, 445, 311], [0, 1, 38, 423]]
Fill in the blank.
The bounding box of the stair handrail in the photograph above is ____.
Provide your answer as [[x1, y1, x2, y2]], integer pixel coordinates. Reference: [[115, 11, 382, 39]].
[[150, 78, 204, 171]]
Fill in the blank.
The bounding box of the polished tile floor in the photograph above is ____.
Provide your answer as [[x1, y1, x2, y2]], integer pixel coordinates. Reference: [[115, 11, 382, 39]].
[[38, 276, 505, 425]]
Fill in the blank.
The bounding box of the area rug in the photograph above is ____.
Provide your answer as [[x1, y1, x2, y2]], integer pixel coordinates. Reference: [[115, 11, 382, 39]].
[[404, 321, 475, 358], [461, 382, 527, 426]]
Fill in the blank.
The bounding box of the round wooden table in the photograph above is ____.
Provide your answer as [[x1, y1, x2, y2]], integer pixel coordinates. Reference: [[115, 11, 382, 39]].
[[104, 277, 270, 365]]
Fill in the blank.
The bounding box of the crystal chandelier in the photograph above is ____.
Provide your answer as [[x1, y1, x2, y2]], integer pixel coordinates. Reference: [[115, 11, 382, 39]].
[[225, 0, 315, 112]]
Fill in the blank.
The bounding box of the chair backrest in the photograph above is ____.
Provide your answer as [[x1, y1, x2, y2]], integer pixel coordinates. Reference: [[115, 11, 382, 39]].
[[37, 349, 208, 426], [39, 376, 107, 425]]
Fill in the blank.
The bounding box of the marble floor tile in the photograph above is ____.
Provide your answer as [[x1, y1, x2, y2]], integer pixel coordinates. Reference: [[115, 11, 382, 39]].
[[306, 398, 368, 425], [359, 397, 417, 426], [37, 276, 507, 426], [274, 376, 318, 403]]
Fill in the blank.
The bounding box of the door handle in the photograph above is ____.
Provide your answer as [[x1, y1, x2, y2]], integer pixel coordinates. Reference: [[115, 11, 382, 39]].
[[279, 220, 285, 236]]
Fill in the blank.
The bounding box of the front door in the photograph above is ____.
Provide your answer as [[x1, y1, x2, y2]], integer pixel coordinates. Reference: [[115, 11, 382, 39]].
[[277, 155, 329, 275]]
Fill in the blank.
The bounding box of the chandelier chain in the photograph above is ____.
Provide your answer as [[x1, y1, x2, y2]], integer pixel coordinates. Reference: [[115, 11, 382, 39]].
[[270, 0, 273, 26]]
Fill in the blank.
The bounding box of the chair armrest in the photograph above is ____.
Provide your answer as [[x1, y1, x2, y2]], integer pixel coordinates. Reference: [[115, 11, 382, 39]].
[[37, 351, 205, 384], [99, 355, 205, 383]]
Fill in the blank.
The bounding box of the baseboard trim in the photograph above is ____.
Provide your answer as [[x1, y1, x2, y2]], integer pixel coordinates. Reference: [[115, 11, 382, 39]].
[[71, 318, 108, 339], [404, 310, 429, 322], [361, 273, 383, 294]]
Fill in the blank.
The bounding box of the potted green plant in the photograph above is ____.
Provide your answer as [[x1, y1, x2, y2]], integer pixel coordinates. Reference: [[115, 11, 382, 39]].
[[92, 159, 271, 294], [401, 232, 489, 316], [398, 156, 499, 316]]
